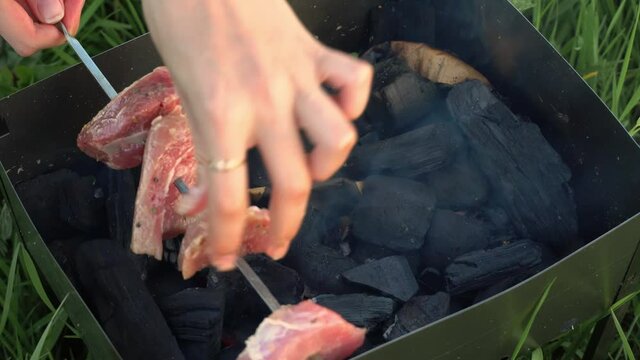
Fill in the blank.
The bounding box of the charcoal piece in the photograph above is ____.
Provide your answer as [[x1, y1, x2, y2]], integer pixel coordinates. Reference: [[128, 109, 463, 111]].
[[342, 256, 418, 302], [313, 294, 396, 329], [322, 216, 352, 252], [157, 288, 225, 360], [352, 176, 435, 252], [310, 177, 361, 229], [447, 80, 577, 248], [49, 237, 84, 286], [58, 175, 106, 235], [369, 1, 436, 46], [74, 239, 184, 360], [421, 153, 489, 210], [163, 237, 182, 268], [219, 345, 244, 360], [350, 242, 421, 276], [380, 72, 440, 134], [344, 122, 465, 179], [383, 292, 450, 341], [418, 268, 443, 294], [444, 240, 543, 295], [145, 261, 202, 299], [473, 273, 531, 304], [247, 148, 270, 188], [208, 255, 304, 324], [421, 209, 492, 270], [282, 208, 358, 295], [105, 168, 136, 249], [15, 169, 78, 240]]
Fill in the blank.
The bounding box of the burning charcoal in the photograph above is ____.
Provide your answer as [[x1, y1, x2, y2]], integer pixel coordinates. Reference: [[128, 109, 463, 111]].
[[15, 169, 79, 240], [313, 294, 396, 329], [368, 1, 436, 46], [447, 80, 577, 249], [282, 208, 358, 295], [421, 209, 492, 270], [58, 175, 106, 235], [379, 72, 441, 135], [344, 122, 465, 179], [352, 176, 435, 252], [444, 240, 543, 295], [342, 256, 419, 302], [208, 255, 304, 324], [383, 292, 450, 341], [421, 154, 489, 210], [74, 239, 183, 360], [157, 288, 225, 360], [418, 268, 443, 294]]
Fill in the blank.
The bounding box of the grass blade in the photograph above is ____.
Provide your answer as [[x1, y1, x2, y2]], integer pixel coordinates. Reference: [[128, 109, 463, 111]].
[[19, 246, 55, 312], [531, 347, 544, 360], [612, 2, 640, 115], [0, 241, 21, 335], [610, 309, 636, 360], [29, 295, 69, 360], [512, 278, 557, 359]]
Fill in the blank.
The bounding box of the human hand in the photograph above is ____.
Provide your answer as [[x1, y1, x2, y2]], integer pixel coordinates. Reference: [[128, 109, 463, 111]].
[[142, 0, 373, 270], [0, 0, 84, 56]]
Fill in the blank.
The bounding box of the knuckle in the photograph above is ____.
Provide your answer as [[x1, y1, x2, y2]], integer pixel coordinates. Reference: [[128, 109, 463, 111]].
[[13, 44, 36, 57], [281, 176, 312, 203], [211, 195, 244, 219]]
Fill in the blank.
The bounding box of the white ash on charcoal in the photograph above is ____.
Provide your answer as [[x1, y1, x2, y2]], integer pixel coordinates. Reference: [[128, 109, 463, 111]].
[[420, 152, 490, 210], [342, 256, 419, 302], [418, 267, 444, 295], [156, 288, 225, 360], [282, 208, 359, 295], [207, 255, 304, 325], [74, 239, 184, 360], [421, 209, 494, 270], [368, 1, 436, 47], [351, 175, 436, 252], [343, 122, 465, 180], [312, 294, 397, 329], [383, 292, 450, 341], [444, 240, 543, 296], [446, 80, 578, 249]]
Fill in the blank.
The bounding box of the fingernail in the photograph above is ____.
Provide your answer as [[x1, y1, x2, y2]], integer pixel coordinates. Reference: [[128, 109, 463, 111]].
[[213, 255, 237, 271], [38, 0, 64, 24]]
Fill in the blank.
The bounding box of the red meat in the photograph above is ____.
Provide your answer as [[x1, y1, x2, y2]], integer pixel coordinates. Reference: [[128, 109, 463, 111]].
[[179, 206, 271, 279], [77, 67, 180, 169], [130, 110, 197, 259], [238, 300, 366, 360]]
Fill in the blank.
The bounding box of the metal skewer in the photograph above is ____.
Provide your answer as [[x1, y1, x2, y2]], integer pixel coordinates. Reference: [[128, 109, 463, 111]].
[[173, 178, 281, 312]]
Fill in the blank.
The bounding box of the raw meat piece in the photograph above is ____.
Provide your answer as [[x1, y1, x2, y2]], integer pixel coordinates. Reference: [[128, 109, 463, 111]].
[[130, 111, 197, 260], [77, 67, 180, 169], [178, 206, 271, 279], [238, 300, 365, 360]]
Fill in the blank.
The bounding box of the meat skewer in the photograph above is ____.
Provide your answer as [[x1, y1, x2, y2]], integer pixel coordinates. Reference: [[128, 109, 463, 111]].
[[173, 178, 281, 312]]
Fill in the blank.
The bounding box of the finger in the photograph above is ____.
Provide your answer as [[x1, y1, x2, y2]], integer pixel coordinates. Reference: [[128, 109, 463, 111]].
[[25, 0, 65, 24], [175, 183, 207, 216], [0, 1, 64, 56], [194, 106, 252, 272], [317, 49, 374, 120], [62, 0, 85, 35], [296, 89, 357, 181], [257, 115, 312, 260]]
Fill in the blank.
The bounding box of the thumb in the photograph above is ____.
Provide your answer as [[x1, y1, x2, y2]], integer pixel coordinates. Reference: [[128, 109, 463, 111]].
[[26, 0, 65, 24]]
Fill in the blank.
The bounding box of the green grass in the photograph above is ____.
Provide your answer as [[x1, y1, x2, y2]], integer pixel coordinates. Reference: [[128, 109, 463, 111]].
[[1, 0, 640, 359]]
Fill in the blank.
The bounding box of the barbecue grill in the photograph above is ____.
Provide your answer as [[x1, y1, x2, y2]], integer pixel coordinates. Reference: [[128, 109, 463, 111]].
[[1, 0, 640, 359]]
